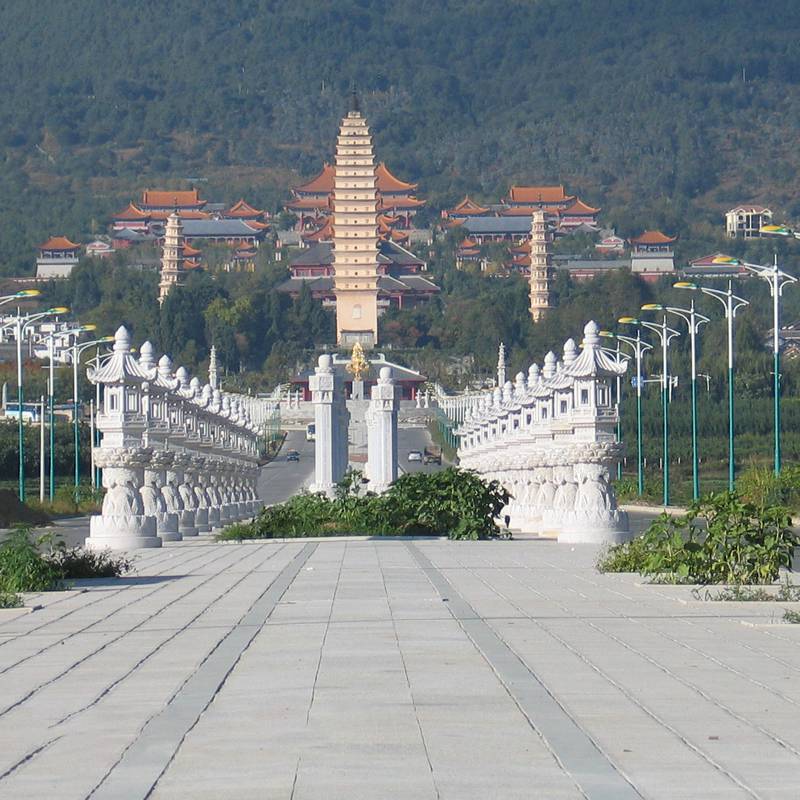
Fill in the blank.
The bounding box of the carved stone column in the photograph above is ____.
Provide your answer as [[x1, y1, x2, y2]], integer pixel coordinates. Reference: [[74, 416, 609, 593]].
[[170, 454, 198, 537], [87, 447, 161, 550], [147, 450, 180, 541], [366, 367, 398, 494], [191, 456, 211, 533]]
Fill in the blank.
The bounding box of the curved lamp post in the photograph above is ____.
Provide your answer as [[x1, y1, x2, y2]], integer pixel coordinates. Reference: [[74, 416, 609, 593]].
[[641, 302, 709, 500], [0, 306, 69, 501], [68, 331, 109, 488], [713, 255, 797, 474], [675, 280, 749, 490], [601, 329, 653, 495], [620, 315, 680, 506], [41, 324, 95, 501]]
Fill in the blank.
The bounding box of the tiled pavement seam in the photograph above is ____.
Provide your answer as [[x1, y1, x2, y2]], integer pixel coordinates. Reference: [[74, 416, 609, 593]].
[[406, 542, 643, 800], [0, 542, 293, 788], [87, 543, 318, 800]]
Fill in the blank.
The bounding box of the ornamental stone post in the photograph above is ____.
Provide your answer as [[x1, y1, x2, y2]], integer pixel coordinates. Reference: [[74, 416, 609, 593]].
[[310, 354, 349, 496], [366, 366, 398, 494], [147, 450, 181, 541]]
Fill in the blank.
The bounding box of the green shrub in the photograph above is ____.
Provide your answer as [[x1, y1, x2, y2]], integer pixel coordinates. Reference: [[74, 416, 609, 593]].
[[0, 529, 62, 593], [597, 492, 798, 585], [0, 591, 22, 608], [218, 468, 510, 541], [737, 464, 800, 512], [47, 542, 133, 580]]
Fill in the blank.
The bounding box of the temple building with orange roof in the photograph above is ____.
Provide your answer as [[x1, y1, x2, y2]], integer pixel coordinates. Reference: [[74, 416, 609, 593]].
[[444, 196, 491, 221], [504, 184, 575, 211], [140, 188, 206, 212], [36, 236, 81, 279], [286, 159, 424, 233], [630, 230, 676, 278]]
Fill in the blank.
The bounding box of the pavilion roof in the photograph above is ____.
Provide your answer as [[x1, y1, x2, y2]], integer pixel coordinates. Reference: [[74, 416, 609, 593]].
[[379, 196, 426, 210], [114, 203, 150, 220], [285, 196, 333, 211], [293, 163, 335, 194], [506, 185, 573, 204], [184, 260, 202, 270], [89, 326, 153, 384], [302, 218, 334, 242], [141, 188, 205, 208], [226, 199, 265, 217], [39, 236, 80, 251], [182, 243, 201, 257], [563, 198, 600, 215], [450, 196, 490, 215], [375, 162, 417, 192], [148, 209, 211, 221], [630, 230, 676, 245], [501, 206, 560, 217]]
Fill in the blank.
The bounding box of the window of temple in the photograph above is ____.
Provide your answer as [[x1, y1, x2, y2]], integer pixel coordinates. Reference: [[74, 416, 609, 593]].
[[580, 389, 589, 404], [560, 400, 568, 414]]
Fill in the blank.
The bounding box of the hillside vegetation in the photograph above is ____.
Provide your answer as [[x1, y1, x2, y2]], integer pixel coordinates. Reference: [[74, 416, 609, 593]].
[[2, 0, 800, 272]]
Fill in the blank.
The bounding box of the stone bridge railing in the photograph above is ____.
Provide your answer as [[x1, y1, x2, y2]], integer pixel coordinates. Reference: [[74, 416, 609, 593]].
[[450, 321, 630, 544], [86, 326, 267, 551]]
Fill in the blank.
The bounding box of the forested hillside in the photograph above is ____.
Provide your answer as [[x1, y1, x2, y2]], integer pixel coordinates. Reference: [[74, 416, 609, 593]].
[[2, 0, 800, 273]]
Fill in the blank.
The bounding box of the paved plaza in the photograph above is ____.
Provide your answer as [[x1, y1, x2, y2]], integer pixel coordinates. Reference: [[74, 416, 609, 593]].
[[1, 537, 800, 799]]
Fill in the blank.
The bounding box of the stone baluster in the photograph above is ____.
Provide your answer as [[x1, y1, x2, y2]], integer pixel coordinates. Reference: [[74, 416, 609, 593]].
[[366, 367, 398, 493]]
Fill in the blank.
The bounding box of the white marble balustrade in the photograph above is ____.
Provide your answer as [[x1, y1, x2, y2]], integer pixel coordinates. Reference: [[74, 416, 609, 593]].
[[453, 321, 630, 544], [86, 327, 265, 551]]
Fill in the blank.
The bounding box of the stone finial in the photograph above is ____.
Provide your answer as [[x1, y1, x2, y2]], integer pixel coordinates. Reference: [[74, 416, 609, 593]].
[[318, 353, 333, 372], [563, 338, 578, 365], [158, 354, 173, 379], [497, 342, 507, 387], [208, 346, 219, 389], [176, 366, 190, 391], [583, 320, 600, 347], [528, 363, 540, 384], [515, 371, 526, 395], [379, 366, 392, 384], [139, 341, 156, 371], [189, 376, 201, 398], [114, 326, 131, 352], [543, 351, 557, 379], [493, 387, 502, 408]]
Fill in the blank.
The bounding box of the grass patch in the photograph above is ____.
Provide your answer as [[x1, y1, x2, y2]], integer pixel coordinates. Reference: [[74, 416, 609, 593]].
[[0, 591, 23, 609], [692, 581, 800, 602], [783, 610, 800, 624]]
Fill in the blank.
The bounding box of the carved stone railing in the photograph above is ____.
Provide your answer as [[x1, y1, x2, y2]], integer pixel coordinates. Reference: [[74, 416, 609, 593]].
[[86, 326, 265, 550], [452, 321, 630, 544]]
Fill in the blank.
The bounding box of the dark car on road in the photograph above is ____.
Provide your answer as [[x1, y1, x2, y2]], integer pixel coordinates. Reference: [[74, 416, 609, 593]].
[[286, 450, 300, 462]]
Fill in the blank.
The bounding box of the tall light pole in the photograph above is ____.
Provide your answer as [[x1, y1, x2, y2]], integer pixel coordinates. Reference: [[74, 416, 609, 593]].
[[0, 305, 68, 501], [620, 315, 680, 506], [713, 255, 797, 474], [70, 334, 111, 487], [641, 302, 709, 500], [675, 280, 749, 490], [601, 328, 653, 495], [43, 325, 96, 500]]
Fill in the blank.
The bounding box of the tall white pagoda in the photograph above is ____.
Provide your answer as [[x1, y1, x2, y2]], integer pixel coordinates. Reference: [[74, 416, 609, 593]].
[[158, 211, 186, 304], [529, 209, 554, 321], [332, 93, 380, 348]]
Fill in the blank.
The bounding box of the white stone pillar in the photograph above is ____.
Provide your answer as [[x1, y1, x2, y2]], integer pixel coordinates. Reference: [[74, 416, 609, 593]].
[[310, 354, 348, 496], [366, 367, 398, 493], [147, 450, 180, 541], [191, 456, 211, 533]]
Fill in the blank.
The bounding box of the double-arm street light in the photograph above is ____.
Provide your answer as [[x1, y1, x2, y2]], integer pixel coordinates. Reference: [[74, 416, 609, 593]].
[[675, 280, 749, 490], [42, 325, 95, 501], [713, 255, 797, 474], [620, 315, 681, 506], [0, 306, 69, 501], [600, 329, 653, 494], [641, 302, 710, 501]]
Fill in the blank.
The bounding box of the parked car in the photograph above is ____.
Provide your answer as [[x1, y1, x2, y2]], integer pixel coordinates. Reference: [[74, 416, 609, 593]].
[[407, 450, 423, 462], [423, 446, 442, 465], [286, 450, 300, 462]]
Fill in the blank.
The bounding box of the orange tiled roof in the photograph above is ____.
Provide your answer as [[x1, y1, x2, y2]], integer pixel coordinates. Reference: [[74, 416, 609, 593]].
[[243, 220, 270, 230], [141, 188, 205, 208], [286, 196, 333, 211], [451, 196, 489, 215], [562, 198, 600, 215], [501, 206, 561, 217], [39, 236, 80, 251], [182, 244, 201, 257], [114, 202, 149, 220], [302, 218, 334, 242], [459, 238, 479, 248], [184, 259, 202, 270], [376, 162, 417, 193], [630, 230, 677, 245], [148, 209, 211, 221], [294, 164, 335, 194], [379, 196, 426, 210], [507, 185, 573, 204], [226, 199, 264, 217]]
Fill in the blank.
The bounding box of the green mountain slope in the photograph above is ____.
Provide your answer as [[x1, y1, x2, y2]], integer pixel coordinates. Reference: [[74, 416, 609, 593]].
[[2, 0, 800, 272]]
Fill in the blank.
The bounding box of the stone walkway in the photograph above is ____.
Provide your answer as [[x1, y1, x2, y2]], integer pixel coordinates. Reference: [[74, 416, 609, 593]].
[[1, 538, 800, 799]]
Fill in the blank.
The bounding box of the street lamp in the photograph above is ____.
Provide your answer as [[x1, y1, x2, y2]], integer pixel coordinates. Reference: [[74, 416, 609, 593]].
[[0, 289, 41, 310], [601, 329, 653, 495], [0, 306, 69, 501], [620, 314, 680, 506], [713, 255, 797, 474], [675, 280, 749, 490], [641, 302, 709, 501], [70, 334, 112, 487], [41, 324, 94, 501]]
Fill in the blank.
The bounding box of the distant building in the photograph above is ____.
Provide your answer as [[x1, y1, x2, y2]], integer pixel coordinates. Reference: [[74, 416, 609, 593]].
[[529, 210, 555, 321], [36, 236, 81, 279], [158, 213, 186, 303], [503, 184, 575, 212], [277, 240, 438, 312], [85, 240, 115, 258], [630, 230, 676, 278], [558, 199, 601, 231], [455, 238, 484, 270], [286, 161, 424, 233], [595, 234, 625, 253], [443, 196, 491, 221], [725, 205, 772, 238]]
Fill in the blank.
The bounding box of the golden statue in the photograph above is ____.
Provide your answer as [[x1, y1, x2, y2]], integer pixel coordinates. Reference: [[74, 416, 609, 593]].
[[346, 342, 369, 381]]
